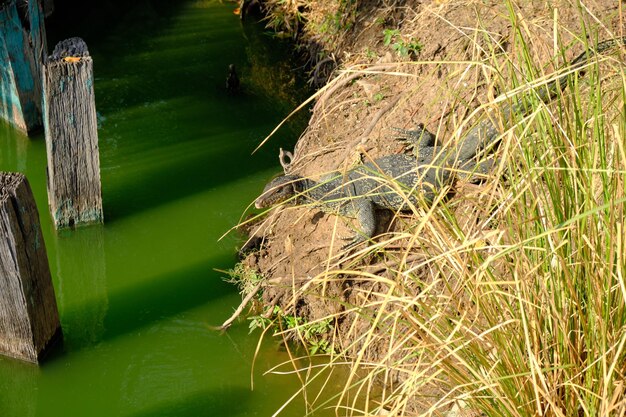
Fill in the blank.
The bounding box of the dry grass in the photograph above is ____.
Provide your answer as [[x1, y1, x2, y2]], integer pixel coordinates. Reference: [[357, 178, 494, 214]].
[[240, 1, 626, 416]]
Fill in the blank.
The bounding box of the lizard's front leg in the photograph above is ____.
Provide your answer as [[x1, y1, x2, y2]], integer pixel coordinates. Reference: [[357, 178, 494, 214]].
[[342, 199, 376, 250]]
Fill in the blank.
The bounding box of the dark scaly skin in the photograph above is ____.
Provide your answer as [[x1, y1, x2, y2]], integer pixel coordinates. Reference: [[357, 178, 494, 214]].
[[256, 38, 626, 249]]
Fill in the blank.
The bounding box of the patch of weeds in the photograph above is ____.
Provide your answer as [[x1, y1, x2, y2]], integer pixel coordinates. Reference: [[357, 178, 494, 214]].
[[364, 92, 385, 106], [382, 28, 400, 45], [249, 306, 334, 354], [222, 262, 264, 297], [338, 0, 358, 30], [316, 0, 358, 38], [248, 308, 275, 333], [262, 0, 307, 38], [382, 28, 423, 58], [364, 46, 377, 59]]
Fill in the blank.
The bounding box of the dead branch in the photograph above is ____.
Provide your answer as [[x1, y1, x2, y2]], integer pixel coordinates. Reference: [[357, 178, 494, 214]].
[[337, 94, 402, 169]]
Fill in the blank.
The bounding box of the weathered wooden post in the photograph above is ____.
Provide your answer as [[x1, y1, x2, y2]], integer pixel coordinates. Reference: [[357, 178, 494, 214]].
[[0, 172, 61, 363], [0, 0, 46, 133], [43, 38, 103, 228]]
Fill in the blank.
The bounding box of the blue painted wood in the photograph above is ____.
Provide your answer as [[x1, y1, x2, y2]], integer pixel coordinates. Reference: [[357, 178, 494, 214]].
[[0, 0, 46, 134]]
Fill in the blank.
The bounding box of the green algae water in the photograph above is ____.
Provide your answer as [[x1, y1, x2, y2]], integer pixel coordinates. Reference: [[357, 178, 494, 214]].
[[0, 1, 338, 416]]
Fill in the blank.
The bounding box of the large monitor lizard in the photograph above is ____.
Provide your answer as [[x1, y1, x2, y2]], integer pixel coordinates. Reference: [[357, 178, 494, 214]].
[[255, 37, 626, 249]]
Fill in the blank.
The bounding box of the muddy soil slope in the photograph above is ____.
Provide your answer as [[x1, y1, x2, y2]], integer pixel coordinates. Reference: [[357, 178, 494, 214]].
[[239, 0, 624, 414]]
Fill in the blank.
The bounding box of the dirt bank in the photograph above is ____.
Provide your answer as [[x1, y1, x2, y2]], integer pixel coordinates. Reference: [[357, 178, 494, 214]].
[[236, 1, 624, 414]]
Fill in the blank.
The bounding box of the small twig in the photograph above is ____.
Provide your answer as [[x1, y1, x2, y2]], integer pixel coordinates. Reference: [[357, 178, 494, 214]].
[[360, 94, 402, 141], [337, 94, 403, 168], [363, 253, 426, 275], [213, 281, 263, 331]]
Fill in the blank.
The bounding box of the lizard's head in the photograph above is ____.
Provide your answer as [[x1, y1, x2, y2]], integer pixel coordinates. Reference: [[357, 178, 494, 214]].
[[255, 175, 304, 209]]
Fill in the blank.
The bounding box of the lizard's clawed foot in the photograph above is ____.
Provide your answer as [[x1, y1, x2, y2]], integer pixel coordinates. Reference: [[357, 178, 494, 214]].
[[340, 234, 367, 251], [392, 123, 437, 151]]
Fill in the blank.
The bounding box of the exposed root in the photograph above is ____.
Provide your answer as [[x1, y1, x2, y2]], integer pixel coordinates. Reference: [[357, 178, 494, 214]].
[[213, 281, 263, 331]]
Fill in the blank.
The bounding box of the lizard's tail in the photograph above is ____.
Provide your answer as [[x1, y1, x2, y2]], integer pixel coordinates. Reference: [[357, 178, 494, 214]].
[[547, 36, 626, 100], [458, 37, 625, 163]]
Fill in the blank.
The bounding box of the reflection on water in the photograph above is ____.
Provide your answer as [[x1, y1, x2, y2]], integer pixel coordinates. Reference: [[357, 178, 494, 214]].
[[0, 121, 28, 171], [0, 358, 39, 417], [53, 226, 108, 349]]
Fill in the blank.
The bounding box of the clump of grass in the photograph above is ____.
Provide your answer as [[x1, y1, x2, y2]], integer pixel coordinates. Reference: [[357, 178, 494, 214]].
[[250, 306, 335, 354], [250, 8, 626, 417], [223, 261, 264, 297], [262, 0, 306, 37], [259, 0, 358, 41]]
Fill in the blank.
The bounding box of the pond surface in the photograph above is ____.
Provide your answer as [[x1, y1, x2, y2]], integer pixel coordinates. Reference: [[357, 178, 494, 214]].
[[0, 1, 337, 416]]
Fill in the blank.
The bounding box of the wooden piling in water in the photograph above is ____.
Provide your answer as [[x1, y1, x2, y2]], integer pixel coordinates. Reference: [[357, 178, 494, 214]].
[[0, 0, 46, 133], [0, 172, 61, 363], [43, 38, 103, 229]]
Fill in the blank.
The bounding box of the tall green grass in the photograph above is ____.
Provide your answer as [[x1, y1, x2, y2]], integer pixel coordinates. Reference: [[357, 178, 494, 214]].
[[248, 5, 626, 416]]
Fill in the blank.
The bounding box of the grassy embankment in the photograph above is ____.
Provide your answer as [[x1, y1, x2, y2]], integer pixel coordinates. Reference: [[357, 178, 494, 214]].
[[235, 1, 626, 415]]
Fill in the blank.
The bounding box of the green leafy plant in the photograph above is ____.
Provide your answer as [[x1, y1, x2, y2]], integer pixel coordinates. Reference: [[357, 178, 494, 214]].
[[382, 28, 400, 46], [250, 306, 334, 354], [382, 28, 423, 57]]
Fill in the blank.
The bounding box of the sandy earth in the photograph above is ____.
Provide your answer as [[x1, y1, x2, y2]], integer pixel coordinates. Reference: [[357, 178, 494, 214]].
[[239, 0, 624, 414]]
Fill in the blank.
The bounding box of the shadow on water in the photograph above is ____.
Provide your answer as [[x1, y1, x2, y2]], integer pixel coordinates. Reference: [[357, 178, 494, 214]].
[[101, 127, 282, 221], [51, 227, 109, 348], [124, 387, 252, 417], [59, 256, 235, 349], [101, 258, 235, 342], [45, 0, 187, 47]]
